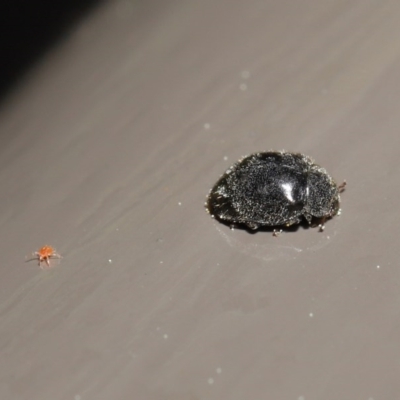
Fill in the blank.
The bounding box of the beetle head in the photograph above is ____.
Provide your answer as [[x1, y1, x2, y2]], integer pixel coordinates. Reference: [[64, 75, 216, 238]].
[[304, 169, 340, 221]]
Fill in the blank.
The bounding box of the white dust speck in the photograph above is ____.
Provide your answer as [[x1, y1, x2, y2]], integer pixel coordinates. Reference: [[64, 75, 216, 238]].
[[298, 396, 305, 400], [178, 202, 182, 206], [156, 327, 160, 331], [163, 334, 168, 339], [160, 261, 163, 264], [327, 236, 330, 239], [75, 395, 82, 400], [309, 313, 314, 318], [204, 123, 211, 130], [239, 83, 248, 91], [208, 378, 214, 385], [216, 367, 222, 374], [223, 156, 228, 161], [241, 70, 251, 79], [108, 259, 112, 264], [376, 265, 380, 269], [368, 397, 374, 400], [116, 228, 119, 231]]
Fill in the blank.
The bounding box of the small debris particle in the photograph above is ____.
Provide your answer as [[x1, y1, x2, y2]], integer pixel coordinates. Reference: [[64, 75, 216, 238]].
[[223, 156, 228, 161], [163, 334, 168, 339], [204, 123, 211, 130], [241, 70, 251, 79], [239, 83, 247, 91], [178, 202, 182, 206], [216, 367, 222, 374], [377, 265, 380, 269], [309, 313, 314, 318], [208, 378, 214, 385]]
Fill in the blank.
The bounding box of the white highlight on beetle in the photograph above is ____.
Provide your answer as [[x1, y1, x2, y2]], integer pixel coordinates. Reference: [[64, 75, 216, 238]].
[[281, 182, 295, 203]]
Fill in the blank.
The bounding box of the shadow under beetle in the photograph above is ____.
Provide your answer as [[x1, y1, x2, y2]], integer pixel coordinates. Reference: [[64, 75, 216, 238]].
[[206, 151, 345, 233]]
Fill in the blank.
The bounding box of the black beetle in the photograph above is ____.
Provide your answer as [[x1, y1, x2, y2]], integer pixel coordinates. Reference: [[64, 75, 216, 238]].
[[206, 151, 345, 233]]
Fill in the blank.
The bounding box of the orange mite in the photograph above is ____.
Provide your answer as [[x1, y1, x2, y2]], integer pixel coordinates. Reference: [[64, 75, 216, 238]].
[[33, 245, 62, 268]]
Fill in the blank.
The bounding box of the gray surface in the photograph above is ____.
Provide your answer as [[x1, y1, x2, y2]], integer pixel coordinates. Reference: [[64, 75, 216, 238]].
[[0, 0, 399, 399]]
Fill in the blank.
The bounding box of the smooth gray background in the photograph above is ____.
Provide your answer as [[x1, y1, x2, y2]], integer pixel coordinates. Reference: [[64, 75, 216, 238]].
[[1, 0, 399, 399]]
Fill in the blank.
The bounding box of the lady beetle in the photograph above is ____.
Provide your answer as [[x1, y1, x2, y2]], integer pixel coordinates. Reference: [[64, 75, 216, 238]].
[[206, 151, 345, 233]]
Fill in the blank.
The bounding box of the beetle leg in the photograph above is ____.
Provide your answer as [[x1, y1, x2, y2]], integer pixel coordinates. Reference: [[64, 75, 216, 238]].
[[246, 222, 260, 230], [272, 229, 282, 237], [318, 217, 326, 232], [303, 213, 313, 225], [338, 180, 346, 193]]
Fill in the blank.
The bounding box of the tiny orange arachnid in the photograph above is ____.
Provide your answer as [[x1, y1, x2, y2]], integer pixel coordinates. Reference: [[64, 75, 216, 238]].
[[31, 245, 62, 268]]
